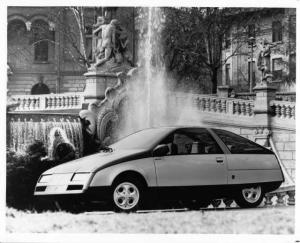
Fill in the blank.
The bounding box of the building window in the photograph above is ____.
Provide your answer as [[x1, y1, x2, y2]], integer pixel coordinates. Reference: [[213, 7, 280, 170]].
[[272, 58, 283, 80], [32, 20, 51, 62], [225, 64, 231, 85], [248, 61, 255, 83], [272, 21, 282, 42], [248, 24, 255, 38], [224, 32, 231, 49]]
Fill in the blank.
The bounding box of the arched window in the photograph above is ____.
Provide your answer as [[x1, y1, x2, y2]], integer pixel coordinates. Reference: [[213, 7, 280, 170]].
[[7, 19, 29, 68], [31, 20, 50, 62], [272, 21, 282, 42]]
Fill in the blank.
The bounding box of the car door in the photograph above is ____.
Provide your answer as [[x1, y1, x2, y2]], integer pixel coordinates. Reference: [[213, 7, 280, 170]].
[[153, 128, 228, 187]]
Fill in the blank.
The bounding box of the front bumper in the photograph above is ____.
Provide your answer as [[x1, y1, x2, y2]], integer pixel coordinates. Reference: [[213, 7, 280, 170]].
[[35, 186, 112, 202]]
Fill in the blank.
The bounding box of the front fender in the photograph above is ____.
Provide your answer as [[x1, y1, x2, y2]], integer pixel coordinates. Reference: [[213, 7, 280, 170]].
[[88, 157, 157, 188]]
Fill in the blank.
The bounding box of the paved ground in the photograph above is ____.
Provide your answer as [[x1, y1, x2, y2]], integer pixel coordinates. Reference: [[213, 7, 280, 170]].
[[6, 206, 294, 234]]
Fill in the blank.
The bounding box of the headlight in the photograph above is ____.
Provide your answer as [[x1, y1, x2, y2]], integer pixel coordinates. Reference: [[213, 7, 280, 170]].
[[39, 174, 51, 183], [71, 173, 90, 182]]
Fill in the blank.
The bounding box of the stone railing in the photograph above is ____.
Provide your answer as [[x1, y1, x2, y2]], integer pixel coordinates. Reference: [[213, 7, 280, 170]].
[[195, 95, 254, 117], [270, 100, 296, 119], [204, 186, 295, 209], [276, 92, 296, 102], [172, 93, 254, 117], [12, 93, 84, 112], [235, 91, 296, 102], [235, 92, 256, 100]]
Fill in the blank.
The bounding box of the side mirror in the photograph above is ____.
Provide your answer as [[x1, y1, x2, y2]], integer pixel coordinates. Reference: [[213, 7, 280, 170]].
[[153, 144, 169, 157]]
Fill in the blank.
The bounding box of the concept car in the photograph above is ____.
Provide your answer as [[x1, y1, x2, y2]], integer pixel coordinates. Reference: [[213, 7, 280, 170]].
[[34, 127, 284, 212]]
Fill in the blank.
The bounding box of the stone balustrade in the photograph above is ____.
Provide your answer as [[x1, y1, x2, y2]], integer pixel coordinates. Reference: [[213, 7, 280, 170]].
[[270, 100, 295, 119], [203, 187, 295, 209], [172, 93, 254, 117], [12, 93, 84, 111]]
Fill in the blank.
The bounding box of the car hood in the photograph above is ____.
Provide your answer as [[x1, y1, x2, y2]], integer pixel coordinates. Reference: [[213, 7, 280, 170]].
[[43, 149, 149, 174]]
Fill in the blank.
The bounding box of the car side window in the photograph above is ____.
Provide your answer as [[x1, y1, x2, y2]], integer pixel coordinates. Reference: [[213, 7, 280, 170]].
[[160, 128, 223, 155], [213, 129, 273, 154]]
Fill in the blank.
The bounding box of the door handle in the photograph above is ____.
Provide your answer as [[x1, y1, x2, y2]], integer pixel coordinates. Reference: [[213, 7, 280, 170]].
[[216, 157, 224, 163], [154, 157, 162, 161]]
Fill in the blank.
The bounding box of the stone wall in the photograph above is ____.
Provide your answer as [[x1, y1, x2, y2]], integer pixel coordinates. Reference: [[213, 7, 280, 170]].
[[60, 76, 86, 93]]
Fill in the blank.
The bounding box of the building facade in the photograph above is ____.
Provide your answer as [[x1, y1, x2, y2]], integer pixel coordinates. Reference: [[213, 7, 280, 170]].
[[7, 7, 135, 95], [221, 8, 296, 93]]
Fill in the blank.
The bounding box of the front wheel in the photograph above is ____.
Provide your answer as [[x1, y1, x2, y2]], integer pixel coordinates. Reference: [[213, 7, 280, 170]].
[[112, 179, 144, 212], [235, 185, 264, 208]]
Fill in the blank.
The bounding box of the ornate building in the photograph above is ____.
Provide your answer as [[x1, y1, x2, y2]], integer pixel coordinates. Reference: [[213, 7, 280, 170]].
[[7, 7, 135, 95], [221, 8, 296, 93]]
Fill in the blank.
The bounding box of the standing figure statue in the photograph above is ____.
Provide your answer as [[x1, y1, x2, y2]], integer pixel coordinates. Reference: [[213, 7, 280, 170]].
[[257, 38, 277, 80], [90, 18, 118, 69], [93, 16, 105, 63]]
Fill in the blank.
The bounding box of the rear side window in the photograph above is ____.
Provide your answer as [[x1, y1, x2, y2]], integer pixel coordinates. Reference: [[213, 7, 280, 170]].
[[213, 129, 273, 154]]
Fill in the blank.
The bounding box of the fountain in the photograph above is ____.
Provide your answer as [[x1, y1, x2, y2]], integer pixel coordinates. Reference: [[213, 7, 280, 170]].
[[8, 116, 83, 157]]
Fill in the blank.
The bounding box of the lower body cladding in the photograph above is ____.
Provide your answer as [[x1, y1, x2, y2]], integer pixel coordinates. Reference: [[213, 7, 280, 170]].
[[34, 181, 283, 205]]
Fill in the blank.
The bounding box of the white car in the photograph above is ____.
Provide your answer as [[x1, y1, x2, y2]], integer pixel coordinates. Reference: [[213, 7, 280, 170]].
[[34, 127, 284, 212]]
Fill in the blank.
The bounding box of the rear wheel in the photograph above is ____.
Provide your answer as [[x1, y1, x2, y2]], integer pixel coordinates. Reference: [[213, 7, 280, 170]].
[[235, 185, 264, 208], [112, 178, 144, 212]]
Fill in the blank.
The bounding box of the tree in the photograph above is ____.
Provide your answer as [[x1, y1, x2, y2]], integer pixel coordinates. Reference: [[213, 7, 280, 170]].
[[162, 7, 264, 93]]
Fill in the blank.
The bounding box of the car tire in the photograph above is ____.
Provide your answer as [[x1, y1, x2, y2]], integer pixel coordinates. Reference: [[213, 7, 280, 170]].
[[235, 185, 264, 208], [112, 178, 144, 212]]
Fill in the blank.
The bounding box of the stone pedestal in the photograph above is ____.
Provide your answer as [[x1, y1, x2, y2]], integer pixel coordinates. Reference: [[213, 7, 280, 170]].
[[83, 71, 118, 104], [217, 85, 231, 98], [253, 82, 277, 147], [253, 82, 277, 126]]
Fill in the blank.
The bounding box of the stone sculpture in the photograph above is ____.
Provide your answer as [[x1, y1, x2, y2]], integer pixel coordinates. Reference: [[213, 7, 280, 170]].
[[257, 38, 277, 82]]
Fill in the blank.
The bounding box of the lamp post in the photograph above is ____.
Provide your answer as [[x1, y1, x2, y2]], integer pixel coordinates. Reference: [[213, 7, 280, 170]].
[[248, 37, 255, 92]]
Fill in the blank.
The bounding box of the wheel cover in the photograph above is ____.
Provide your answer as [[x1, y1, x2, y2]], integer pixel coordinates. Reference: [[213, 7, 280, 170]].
[[113, 182, 140, 210], [242, 186, 262, 203]]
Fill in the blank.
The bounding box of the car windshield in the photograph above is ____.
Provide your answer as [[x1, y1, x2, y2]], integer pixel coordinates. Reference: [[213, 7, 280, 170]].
[[110, 127, 174, 150]]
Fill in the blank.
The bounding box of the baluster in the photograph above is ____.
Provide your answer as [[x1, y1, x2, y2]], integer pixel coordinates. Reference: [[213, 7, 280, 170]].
[[205, 98, 210, 111], [216, 100, 221, 113], [245, 103, 250, 116], [36, 98, 40, 110], [276, 192, 285, 206], [29, 98, 35, 110], [75, 95, 79, 106], [275, 104, 281, 117], [224, 199, 234, 208], [291, 106, 295, 119], [211, 199, 221, 208], [264, 193, 273, 207], [221, 100, 226, 113], [25, 98, 30, 110], [286, 105, 291, 119], [17, 98, 22, 111], [62, 96, 66, 108], [287, 191, 295, 206], [210, 99, 215, 112], [48, 97, 53, 109], [53, 97, 58, 109], [280, 105, 286, 118], [233, 102, 237, 115], [65, 96, 69, 107], [71, 96, 75, 107], [200, 98, 205, 111], [241, 102, 246, 115], [57, 97, 61, 108]]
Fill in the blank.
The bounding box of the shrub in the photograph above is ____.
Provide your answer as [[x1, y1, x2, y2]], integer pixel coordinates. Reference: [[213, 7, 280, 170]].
[[6, 140, 54, 211]]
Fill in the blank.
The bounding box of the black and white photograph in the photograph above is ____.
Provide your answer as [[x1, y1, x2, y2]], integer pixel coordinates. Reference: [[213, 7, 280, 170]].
[[1, 0, 299, 242]]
